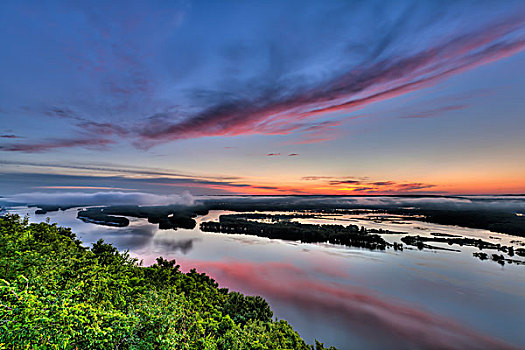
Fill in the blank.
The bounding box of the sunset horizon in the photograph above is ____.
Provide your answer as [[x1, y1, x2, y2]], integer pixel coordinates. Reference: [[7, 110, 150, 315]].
[[1, 1, 525, 198]]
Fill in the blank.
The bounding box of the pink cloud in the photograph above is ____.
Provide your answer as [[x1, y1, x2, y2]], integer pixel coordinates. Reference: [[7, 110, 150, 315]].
[[135, 15, 525, 146], [399, 104, 468, 119]]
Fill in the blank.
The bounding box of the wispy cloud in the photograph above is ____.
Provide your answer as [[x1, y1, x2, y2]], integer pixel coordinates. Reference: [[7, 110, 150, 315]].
[[399, 104, 468, 119], [45, 107, 79, 120], [5, 191, 195, 207], [0, 138, 115, 152], [76, 121, 129, 136], [396, 183, 436, 191], [305, 176, 437, 194], [133, 13, 525, 147], [0, 170, 285, 196], [2, 5, 525, 152], [329, 179, 362, 185], [33, 186, 134, 191], [0, 160, 195, 178], [302, 176, 336, 181]]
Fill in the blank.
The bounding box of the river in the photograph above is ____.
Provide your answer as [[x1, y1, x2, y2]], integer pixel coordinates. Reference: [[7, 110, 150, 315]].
[[8, 206, 525, 350]]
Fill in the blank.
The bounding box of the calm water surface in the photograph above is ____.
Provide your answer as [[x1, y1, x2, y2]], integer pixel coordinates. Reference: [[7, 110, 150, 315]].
[[8, 207, 525, 350]]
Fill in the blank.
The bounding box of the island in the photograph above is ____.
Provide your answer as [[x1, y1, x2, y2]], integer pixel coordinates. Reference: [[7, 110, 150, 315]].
[[76, 205, 209, 230], [26, 197, 525, 267], [400, 234, 525, 265], [200, 213, 392, 251]]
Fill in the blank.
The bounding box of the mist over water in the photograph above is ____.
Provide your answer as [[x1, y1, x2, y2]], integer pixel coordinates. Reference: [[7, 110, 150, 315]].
[[5, 191, 525, 211], [6, 196, 525, 349], [4, 191, 195, 207]]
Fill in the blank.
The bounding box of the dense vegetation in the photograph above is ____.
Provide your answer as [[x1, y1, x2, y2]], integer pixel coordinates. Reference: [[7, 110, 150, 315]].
[[0, 214, 335, 349], [401, 234, 525, 266], [200, 214, 391, 250], [76, 205, 209, 230], [389, 209, 525, 237], [77, 209, 130, 227]]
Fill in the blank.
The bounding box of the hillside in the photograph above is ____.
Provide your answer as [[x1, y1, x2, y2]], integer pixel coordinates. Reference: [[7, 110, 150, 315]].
[[0, 214, 335, 349]]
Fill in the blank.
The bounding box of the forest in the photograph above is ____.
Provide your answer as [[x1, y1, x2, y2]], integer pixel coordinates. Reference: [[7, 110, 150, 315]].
[[29, 195, 525, 238], [76, 205, 209, 230], [0, 214, 336, 349], [200, 214, 391, 251]]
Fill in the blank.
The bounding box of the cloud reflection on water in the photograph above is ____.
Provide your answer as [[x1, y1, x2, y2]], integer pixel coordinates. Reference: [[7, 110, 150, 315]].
[[153, 237, 201, 255], [179, 259, 520, 350]]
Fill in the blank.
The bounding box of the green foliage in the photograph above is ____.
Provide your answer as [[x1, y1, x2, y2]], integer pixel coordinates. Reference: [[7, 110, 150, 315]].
[[201, 215, 389, 250], [0, 214, 336, 349], [76, 205, 208, 230]]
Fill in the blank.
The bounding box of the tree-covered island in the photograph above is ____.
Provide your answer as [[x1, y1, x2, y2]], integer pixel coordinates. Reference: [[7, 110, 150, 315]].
[[200, 214, 391, 251]]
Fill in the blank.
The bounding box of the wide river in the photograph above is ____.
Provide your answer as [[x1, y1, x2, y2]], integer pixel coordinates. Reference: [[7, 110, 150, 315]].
[[8, 207, 525, 350]]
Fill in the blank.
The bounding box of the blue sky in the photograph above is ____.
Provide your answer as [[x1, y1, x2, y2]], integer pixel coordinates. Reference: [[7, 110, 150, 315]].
[[1, 0, 525, 195]]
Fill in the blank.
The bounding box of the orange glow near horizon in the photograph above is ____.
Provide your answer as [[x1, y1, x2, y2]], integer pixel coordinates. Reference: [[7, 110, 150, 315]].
[[141, 178, 525, 195], [10, 161, 524, 196]]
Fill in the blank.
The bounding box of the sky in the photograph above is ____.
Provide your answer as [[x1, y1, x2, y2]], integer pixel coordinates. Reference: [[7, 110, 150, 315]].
[[1, 0, 525, 196]]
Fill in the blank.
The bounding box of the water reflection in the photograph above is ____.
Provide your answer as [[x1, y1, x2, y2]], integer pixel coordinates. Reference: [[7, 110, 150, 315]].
[[102, 224, 157, 251], [8, 207, 525, 349], [153, 237, 200, 255], [183, 259, 518, 350]]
